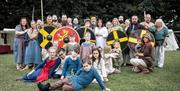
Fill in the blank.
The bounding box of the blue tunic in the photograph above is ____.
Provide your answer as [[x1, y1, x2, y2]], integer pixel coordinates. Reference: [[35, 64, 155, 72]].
[[149, 26, 169, 41], [13, 25, 26, 64], [22, 58, 61, 82], [69, 67, 106, 91], [62, 57, 81, 77]]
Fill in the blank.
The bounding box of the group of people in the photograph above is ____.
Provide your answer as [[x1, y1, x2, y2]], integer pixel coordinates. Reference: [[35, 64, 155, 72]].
[[14, 13, 169, 91]]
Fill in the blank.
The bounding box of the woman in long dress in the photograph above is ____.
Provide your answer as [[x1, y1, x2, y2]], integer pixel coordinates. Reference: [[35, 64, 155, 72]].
[[95, 19, 108, 48], [13, 17, 29, 70], [23, 21, 42, 70]]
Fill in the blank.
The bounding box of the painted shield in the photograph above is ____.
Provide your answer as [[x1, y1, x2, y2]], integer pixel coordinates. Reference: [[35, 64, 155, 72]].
[[53, 26, 80, 48], [128, 29, 155, 52], [38, 26, 57, 49], [106, 30, 128, 50], [76, 27, 96, 45]]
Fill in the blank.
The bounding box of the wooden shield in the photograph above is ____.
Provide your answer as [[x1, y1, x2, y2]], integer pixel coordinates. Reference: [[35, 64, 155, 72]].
[[106, 30, 128, 50], [53, 26, 80, 48], [128, 29, 155, 52], [76, 27, 96, 45], [38, 26, 57, 49]]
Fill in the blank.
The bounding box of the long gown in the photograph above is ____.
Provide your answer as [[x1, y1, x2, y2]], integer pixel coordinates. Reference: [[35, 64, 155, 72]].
[[13, 25, 26, 64], [95, 27, 108, 48], [24, 28, 42, 65]]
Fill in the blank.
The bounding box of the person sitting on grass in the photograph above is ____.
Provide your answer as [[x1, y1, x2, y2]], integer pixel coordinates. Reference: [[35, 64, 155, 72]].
[[103, 46, 121, 75], [111, 40, 123, 71], [16, 47, 61, 82], [37, 60, 111, 91], [92, 48, 108, 82], [65, 34, 80, 55], [130, 34, 154, 74], [60, 48, 81, 80], [53, 48, 67, 79]]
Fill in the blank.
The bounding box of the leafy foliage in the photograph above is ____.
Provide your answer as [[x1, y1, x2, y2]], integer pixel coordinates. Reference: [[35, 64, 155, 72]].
[[0, 0, 179, 29]]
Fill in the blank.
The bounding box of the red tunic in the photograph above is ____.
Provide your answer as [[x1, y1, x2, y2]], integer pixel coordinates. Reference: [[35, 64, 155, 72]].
[[36, 59, 56, 82]]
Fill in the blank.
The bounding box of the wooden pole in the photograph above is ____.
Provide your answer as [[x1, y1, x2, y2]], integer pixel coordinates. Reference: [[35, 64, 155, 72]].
[[32, 5, 35, 20], [41, 0, 44, 22]]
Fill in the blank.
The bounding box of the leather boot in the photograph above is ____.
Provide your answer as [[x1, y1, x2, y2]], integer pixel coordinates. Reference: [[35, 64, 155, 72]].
[[37, 83, 50, 91], [137, 65, 150, 74]]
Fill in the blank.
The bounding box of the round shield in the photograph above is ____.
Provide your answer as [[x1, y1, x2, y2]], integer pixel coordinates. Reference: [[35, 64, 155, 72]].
[[106, 30, 128, 50], [53, 26, 80, 48], [128, 29, 155, 52], [76, 27, 96, 45], [38, 26, 57, 49]]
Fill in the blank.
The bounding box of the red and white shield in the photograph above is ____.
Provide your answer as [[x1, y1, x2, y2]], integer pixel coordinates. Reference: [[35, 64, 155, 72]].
[[53, 26, 80, 48]]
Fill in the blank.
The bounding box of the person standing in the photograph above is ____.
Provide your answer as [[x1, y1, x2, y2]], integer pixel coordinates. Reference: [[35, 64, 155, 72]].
[[80, 32, 95, 63], [126, 15, 145, 59], [149, 19, 169, 68], [14, 17, 29, 70], [140, 14, 154, 30], [95, 19, 108, 48], [23, 21, 42, 70], [72, 18, 81, 30], [111, 18, 123, 31]]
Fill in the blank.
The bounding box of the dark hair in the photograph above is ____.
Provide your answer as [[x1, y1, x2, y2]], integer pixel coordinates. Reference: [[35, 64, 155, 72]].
[[97, 19, 104, 27], [92, 48, 102, 65], [73, 47, 79, 54], [84, 60, 92, 65], [20, 17, 29, 31], [58, 48, 65, 53]]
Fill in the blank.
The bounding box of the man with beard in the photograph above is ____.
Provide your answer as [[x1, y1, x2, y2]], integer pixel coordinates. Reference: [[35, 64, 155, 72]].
[[61, 14, 69, 26], [126, 15, 145, 63], [126, 15, 145, 36], [119, 16, 126, 30], [37, 60, 111, 91], [140, 14, 154, 30]]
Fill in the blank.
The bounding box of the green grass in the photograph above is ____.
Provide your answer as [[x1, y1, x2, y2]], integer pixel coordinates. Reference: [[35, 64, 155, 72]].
[[0, 51, 180, 91]]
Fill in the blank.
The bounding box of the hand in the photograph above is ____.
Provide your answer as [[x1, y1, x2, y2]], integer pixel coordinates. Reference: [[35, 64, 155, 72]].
[[163, 42, 167, 47], [61, 76, 64, 79], [24, 29, 28, 33]]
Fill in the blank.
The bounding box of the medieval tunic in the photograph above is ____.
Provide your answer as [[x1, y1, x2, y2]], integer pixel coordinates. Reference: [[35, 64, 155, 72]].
[[24, 28, 41, 65], [69, 67, 106, 91], [93, 58, 107, 81], [126, 23, 145, 59], [22, 58, 61, 82], [111, 48, 123, 70], [95, 27, 108, 48], [80, 42, 95, 63], [130, 43, 153, 69], [62, 56, 81, 77], [13, 25, 26, 64], [149, 26, 169, 68]]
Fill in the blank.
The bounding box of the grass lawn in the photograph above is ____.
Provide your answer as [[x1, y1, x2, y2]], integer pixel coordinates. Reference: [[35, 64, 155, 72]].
[[0, 51, 180, 91]]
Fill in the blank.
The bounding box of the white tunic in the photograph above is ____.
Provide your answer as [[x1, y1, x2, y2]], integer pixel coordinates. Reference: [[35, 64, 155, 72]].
[[95, 27, 108, 48]]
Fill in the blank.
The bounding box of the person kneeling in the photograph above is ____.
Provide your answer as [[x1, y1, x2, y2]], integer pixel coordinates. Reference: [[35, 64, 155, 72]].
[[130, 34, 154, 74], [37, 60, 111, 91]]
